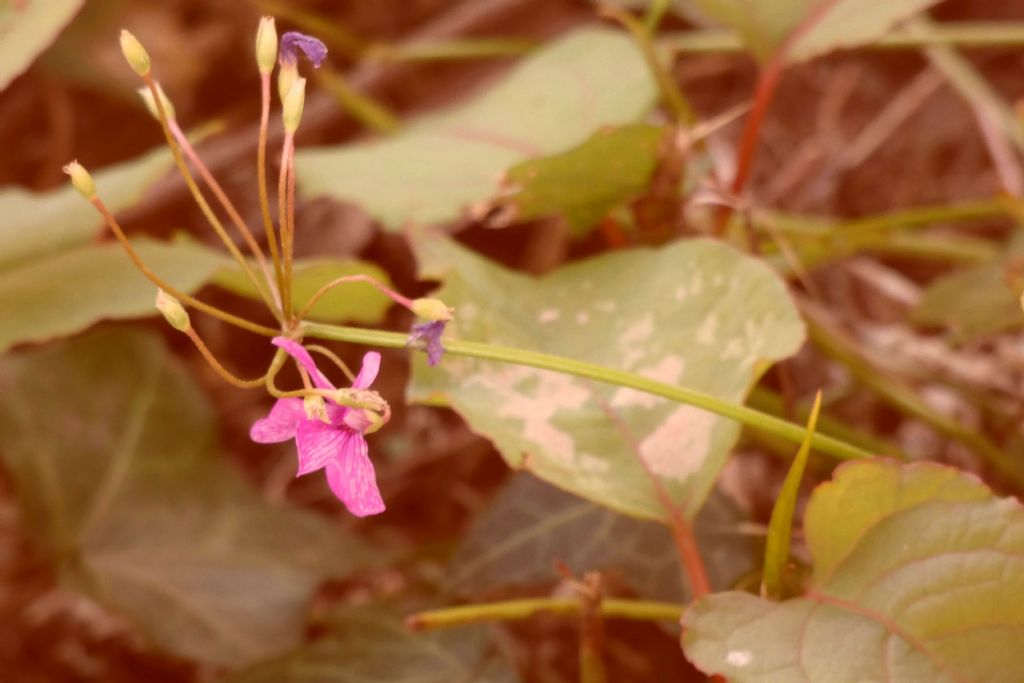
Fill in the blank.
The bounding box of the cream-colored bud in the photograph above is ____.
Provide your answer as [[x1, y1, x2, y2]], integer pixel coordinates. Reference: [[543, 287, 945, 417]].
[[119, 30, 151, 76], [282, 77, 306, 133], [62, 160, 96, 199], [136, 83, 175, 121], [277, 62, 297, 102], [256, 16, 278, 75], [155, 289, 190, 332], [411, 298, 453, 322]]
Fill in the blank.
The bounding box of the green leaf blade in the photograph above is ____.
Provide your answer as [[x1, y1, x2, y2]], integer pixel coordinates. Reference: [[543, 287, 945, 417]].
[[296, 28, 657, 229], [0, 329, 372, 666], [683, 459, 1024, 682], [409, 236, 805, 521]]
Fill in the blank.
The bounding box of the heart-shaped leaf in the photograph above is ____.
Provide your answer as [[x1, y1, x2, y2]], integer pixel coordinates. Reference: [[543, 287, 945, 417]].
[[683, 459, 1024, 682], [448, 473, 755, 602], [296, 28, 656, 230], [0, 328, 372, 667], [0, 0, 84, 90], [409, 236, 804, 520]]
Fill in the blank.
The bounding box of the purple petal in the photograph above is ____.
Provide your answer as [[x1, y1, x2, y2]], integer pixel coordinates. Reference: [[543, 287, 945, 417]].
[[273, 337, 335, 390], [352, 351, 381, 389], [294, 420, 344, 476], [409, 321, 446, 366], [280, 31, 328, 68], [325, 434, 384, 517], [250, 398, 306, 443]]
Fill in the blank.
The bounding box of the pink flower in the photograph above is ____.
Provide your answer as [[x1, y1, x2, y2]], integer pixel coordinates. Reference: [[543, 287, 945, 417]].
[[251, 337, 385, 516]]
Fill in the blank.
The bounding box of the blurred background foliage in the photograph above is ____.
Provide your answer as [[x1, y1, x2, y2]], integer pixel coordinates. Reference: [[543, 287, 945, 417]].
[[2, 0, 1024, 681]]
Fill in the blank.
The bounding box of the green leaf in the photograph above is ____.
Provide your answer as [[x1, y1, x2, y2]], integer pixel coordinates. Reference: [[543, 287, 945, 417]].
[[0, 328, 372, 667], [0, 238, 225, 354], [296, 28, 656, 230], [409, 236, 804, 521], [0, 0, 84, 90], [0, 144, 173, 271], [683, 459, 1024, 682], [911, 234, 1024, 342], [761, 391, 820, 599], [448, 473, 755, 603], [500, 124, 663, 237], [691, 0, 940, 63], [214, 258, 394, 324], [227, 608, 517, 683]]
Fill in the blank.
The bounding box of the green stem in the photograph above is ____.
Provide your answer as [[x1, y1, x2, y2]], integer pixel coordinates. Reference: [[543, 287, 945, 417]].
[[406, 598, 682, 631], [301, 321, 873, 461]]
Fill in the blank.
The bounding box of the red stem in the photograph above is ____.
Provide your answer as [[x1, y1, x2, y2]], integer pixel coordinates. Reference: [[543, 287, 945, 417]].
[[713, 0, 843, 236]]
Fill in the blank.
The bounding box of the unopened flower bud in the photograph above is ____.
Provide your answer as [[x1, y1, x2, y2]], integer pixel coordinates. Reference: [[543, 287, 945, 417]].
[[256, 17, 278, 75], [277, 62, 297, 102], [136, 83, 175, 121], [62, 160, 96, 199], [155, 289, 190, 332], [303, 395, 329, 423], [119, 30, 151, 76], [282, 77, 306, 133], [411, 298, 453, 322]]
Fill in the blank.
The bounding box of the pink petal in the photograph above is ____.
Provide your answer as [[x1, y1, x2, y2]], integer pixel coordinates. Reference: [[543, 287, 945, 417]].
[[326, 434, 384, 516], [352, 351, 381, 389], [294, 420, 345, 476], [272, 337, 335, 390], [250, 398, 305, 443]]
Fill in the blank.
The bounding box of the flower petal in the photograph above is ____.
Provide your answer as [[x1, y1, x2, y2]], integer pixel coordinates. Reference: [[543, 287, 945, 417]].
[[279, 31, 328, 68], [250, 398, 305, 443], [352, 351, 381, 389], [272, 337, 335, 390], [294, 420, 344, 476], [326, 434, 384, 516]]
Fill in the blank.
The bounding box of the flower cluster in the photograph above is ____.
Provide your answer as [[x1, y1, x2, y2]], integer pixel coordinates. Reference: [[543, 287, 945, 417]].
[[64, 21, 454, 516]]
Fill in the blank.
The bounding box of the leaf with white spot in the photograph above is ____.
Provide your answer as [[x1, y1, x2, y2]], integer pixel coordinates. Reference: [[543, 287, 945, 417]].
[[296, 28, 656, 230], [409, 236, 804, 520], [683, 459, 1024, 682]]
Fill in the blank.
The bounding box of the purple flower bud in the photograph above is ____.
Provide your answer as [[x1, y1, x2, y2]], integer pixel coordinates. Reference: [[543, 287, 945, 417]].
[[279, 31, 328, 68], [409, 320, 447, 366]]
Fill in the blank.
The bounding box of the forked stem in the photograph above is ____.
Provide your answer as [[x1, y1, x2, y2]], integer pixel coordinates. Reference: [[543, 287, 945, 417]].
[[90, 196, 277, 336]]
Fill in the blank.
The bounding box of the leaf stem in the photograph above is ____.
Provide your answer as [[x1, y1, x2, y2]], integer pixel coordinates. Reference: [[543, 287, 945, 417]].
[[298, 274, 412, 321], [406, 598, 683, 631], [600, 4, 694, 126], [300, 321, 873, 461], [278, 132, 296, 320], [258, 72, 286, 299]]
